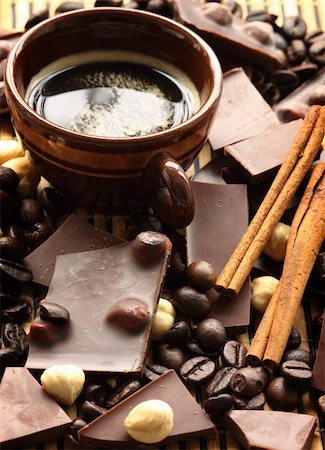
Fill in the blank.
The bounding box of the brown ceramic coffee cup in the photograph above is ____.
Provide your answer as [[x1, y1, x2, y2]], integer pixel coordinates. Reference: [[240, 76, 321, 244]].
[[5, 8, 222, 228]]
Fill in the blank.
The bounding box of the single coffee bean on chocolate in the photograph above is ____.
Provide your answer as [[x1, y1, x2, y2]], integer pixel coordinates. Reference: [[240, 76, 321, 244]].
[[201, 3, 233, 27], [282, 348, 314, 368], [55, 1, 84, 14], [285, 327, 302, 351], [282, 16, 307, 40], [317, 395, 325, 418], [206, 367, 237, 397], [39, 302, 70, 323], [157, 343, 186, 371], [0, 258, 32, 286], [143, 364, 169, 383], [187, 260, 217, 291], [265, 376, 299, 411], [221, 340, 247, 368], [106, 381, 141, 409], [280, 360, 312, 384], [70, 418, 87, 441], [203, 393, 233, 416], [165, 320, 189, 346], [25, 8, 49, 30], [0, 166, 19, 193], [287, 39, 307, 65], [309, 40, 325, 66], [230, 367, 269, 398], [180, 356, 216, 386], [24, 222, 52, 250], [0, 236, 24, 261], [0, 190, 18, 229], [2, 300, 32, 324], [195, 318, 227, 352], [80, 400, 107, 422], [173, 286, 211, 318], [243, 21, 274, 46], [83, 379, 112, 406], [106, 298, 148, 331], [19, 199, 44, 226], [132, 231, 169, 264], [233, 392, 266, 410]]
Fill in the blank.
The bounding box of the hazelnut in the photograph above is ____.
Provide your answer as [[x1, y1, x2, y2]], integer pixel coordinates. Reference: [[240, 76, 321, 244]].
[[40, 364, 85, 405], [151, 298, 176, 341], [124, 399, 174, 443], [263, 222, 291, 261], [0, 140, 24, 165], [106, 298, 149, 331], [3, 155, 40, 198], [251, 276, 279, 313]]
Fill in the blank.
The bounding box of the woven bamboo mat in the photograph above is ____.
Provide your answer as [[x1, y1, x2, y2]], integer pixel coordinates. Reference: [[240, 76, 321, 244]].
[[1, 1, 325, 450]]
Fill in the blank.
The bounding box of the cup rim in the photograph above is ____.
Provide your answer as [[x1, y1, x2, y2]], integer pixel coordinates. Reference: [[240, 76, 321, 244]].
[[6, 7, 222, 144]]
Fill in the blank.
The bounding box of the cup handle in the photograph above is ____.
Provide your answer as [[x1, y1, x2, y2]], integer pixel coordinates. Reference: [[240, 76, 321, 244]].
[[144, 153, 195, 229]]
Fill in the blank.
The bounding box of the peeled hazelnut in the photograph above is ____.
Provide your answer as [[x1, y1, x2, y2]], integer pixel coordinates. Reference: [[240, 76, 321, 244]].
[[251, 276, 279, 313], [0, 140, 24, 165], [132, 231, 170, 264], [263, 222, 290, 261], [106, 298, 149, 331], [40, 364, 85, 405], [124, 399, 174, 444], [3, 155, 40, 198], [151, 298, 176, 341]]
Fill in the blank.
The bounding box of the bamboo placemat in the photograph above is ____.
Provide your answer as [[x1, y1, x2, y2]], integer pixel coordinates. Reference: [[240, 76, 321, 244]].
[[1, 1, 325, 450]]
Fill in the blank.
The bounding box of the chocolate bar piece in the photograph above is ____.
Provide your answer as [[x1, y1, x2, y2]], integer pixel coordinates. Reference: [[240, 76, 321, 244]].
[[208, 68, 280, 151], [79, 369, 216, 448], [224, 410, 316, 450], [192, 155, 227, 185], [170, 0, 281, 69], [311, 316, 325, 391], [24, 214, 124, 287], [186, 181, 250, 334], [0, 367, 71, 448], [26, 241, 170, 374], [224, 119, 302, 184]]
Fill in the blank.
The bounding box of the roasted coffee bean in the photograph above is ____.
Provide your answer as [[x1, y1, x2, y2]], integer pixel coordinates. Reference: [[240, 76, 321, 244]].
[[165, 320, 189, 346], [233, 392, 265, 410], [274, 32, 288, 51], [285, 327, 302, 351], [0, 258, 32, 286], [70, 418, 87, 441], [0, 236, 24, 261], [95, 0, 123, 5], [305, 30, 325, 46], [180, 356, 216, 386], [39, 301, 70, 323], [2, 322, 28, 351], [2, 300, 32, 324], [157, 343, 186, 371], [83, 379, 112, 406], [19, 199, 44, 226], [186, 339, 219, 359], [270, 70, 299, 87], [290, 64, 318, 84], [203, 393, 233, 416], [206, 367, 237, 397], [106, 298, 148, 331], [24, 222, 52, 249], [308, 86, 325, 106], [221, 340, 247, 368], [282, 16, 306, 40], [230, 367, 269, 398], [187, 260, 217, 291], [282, 348, 314, 368], [80, 400, 107, 422], [55, 1, 84, 14], [265, 377, 299, 411], [287, 39, 307, 65], [308, 40, 325, 66], [132, 231, 169, 264], [173, 286, 210, 318], [195, 318, 226, 352], [38, 187, 72, 217], [317, 395, 325, 418], [25, 8, 49, 30], [201, 3, 233, 27], [0, 190, 18, 229], [143, 364, 169, 383], [246, 9, 277, 25], [280, 360, 312, 384], [0, 166, 19, 193], [243, 21, 274, 46], [106, 381, 141, 409]]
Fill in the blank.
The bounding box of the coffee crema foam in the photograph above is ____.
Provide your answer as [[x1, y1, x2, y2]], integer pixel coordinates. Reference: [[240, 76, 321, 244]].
[[26, 50, 200, 138]]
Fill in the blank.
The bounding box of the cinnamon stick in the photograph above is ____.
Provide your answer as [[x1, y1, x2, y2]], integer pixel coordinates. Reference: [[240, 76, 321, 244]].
[[216, 105, 325, 297], [263, 163, 325, 368]]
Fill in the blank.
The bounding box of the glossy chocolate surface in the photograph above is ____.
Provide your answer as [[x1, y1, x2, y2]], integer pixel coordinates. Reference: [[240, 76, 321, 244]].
[[186, 181, 250, 334], [224, 410, 316, 450], [26, 241, 170, 374], [208, 68, 279, 150], [224, 119, 302, 184], [0, 367, 71, 448], [24, 214, 124, 286], [79, 370, 216, 447], [311, 317, 325, 391]]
